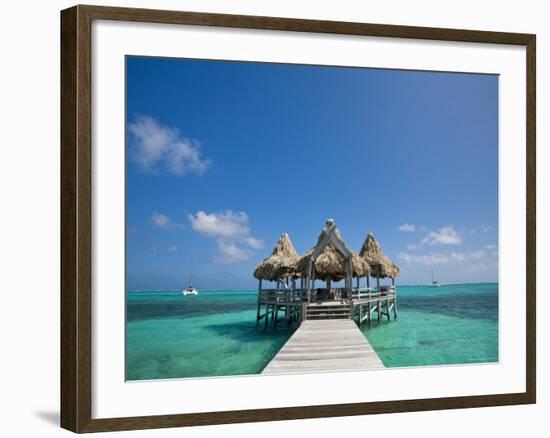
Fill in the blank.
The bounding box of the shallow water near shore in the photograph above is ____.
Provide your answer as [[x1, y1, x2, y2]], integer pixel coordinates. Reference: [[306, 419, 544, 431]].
[[126, 283, 498, 380]]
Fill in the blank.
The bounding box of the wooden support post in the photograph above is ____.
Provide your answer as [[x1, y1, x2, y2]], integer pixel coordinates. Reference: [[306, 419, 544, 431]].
[[348, 257, 353, 299], [307, 259, 314, 303], [368, 301, 372, 327], [264, 304, 269, 328], [392, 278, 397, 318], [256, 279, 263, 327]]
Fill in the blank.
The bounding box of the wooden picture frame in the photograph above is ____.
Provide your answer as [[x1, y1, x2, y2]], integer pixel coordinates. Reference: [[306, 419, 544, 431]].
[[60, 4, 536, 433]]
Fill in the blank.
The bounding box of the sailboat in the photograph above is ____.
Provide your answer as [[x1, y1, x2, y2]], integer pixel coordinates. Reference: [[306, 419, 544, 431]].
[[182, 275, 198, 296], [431, 267, 441, 287]]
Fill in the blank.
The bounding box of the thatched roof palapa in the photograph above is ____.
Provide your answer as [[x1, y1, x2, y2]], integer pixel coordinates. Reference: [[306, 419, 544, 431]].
[[254, 233, 300, 281], [359, 233, 400, 279], [295, 220, 371, 281]]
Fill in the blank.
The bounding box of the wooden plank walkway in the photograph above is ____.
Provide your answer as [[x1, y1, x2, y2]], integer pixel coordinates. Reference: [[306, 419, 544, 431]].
[[262, 319, 384, 374]]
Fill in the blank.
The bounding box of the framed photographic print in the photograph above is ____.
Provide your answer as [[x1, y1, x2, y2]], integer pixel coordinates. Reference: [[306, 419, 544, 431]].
[[60, 4, 536, 433]]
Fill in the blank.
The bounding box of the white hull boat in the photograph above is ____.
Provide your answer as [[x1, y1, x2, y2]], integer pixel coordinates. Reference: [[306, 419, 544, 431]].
[[182, 287, 198, 296]]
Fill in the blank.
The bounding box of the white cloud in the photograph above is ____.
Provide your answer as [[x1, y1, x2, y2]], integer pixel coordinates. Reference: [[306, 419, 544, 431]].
[[188, 210, 250, 238], [128, 115, 210, 175], [398, 223, 416, 232], [166, 245, 178, 253], [450, 250, 485, 262], [422, 226, 462, 245], [469, 249, 486, 259], [243, 236, 265, 250], [400, 222, 496, 277], [465, 262, 498, 273], [450, 252, 466, 262], [151, 212, 184, 229], [188, 210, 264, 264], [451, 249, 487, 262], [152, 212, 171, 228], [216, 240, 253, 264], [399, 252, 450, 265], [401, 249, 489, 267]]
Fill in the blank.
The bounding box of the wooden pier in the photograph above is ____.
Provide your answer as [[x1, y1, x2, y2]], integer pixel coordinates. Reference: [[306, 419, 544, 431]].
[[253, 222, 399, 374], [262, 319, 384, 374]]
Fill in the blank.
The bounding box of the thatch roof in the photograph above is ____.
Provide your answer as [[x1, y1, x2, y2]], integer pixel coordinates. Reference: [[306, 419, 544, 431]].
[[295, 221, 370, 281], [253, 233, 300, 281], [359, 233, 400, 278]]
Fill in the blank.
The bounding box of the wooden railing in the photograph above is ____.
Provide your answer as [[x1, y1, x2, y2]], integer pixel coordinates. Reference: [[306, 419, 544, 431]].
[[311, 287, 349, 300], [259, 286, 396, 304], [258, 289, 308, 303], [351, 287, 396, 301]]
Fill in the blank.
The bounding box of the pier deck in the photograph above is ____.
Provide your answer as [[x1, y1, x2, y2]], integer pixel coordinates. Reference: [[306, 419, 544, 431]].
[[262, 319, 384, 374]]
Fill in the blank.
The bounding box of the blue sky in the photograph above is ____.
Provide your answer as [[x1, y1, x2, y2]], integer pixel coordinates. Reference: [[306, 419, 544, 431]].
[[126, 56, 498, 290]]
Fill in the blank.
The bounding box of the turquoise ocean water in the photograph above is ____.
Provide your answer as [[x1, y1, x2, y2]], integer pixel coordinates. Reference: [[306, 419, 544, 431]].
[[126, 283, 498, 381]]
